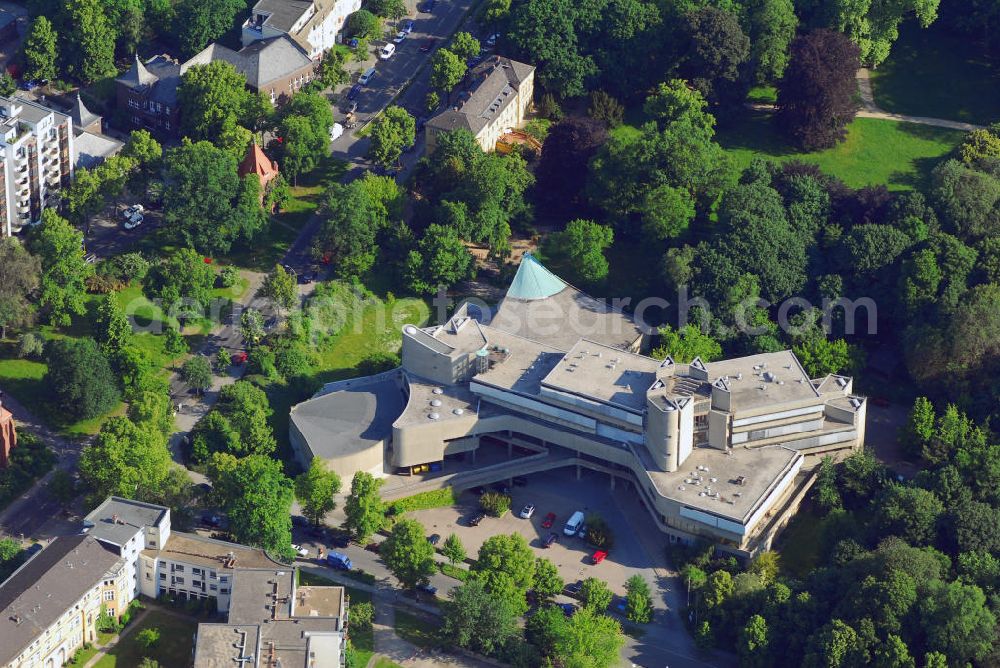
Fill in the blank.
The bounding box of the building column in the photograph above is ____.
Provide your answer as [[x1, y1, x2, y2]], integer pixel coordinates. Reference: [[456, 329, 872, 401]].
[[576, 464, 581, 480], [507, 442, 512, 459], [610, 474, 616, 490]]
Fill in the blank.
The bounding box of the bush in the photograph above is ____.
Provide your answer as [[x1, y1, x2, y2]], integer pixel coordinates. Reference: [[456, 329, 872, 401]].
[[351, 600, 374, 631], [588, 90, 624, 127], [136, 627, 160, 649], [217, 266, 241, 288], [17, 332, 44, 359], [586, 515, 614, 550], [479, 491, 510, 517], [163, 327, 187, 354], [538, 93, 563, 121], [387, 487, 458, 514]]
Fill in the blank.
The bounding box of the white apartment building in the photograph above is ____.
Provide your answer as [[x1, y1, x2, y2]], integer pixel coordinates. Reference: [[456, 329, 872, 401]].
[[0, 96, 73, 237], [242, 0, 362, 59]]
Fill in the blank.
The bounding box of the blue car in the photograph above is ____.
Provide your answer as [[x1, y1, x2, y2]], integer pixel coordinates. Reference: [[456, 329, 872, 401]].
[[326, 551, 352, 571], [420, 0, 436, 12], [346, 84, 362, 100], [348, 37, 360, 48], [402, 19, 414, 33]]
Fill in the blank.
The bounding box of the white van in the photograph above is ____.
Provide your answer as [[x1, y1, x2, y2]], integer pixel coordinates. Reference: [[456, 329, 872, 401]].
[[380, 43, 396, 59], [359, 67, 376, 85], [564, 511, 585, 536]]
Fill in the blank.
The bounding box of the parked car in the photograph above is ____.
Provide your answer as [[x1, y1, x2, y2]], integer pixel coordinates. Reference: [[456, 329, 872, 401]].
[[468, 512, 486, 527], [402, 19, 415, 33], [364, 542, 381, 553], [393, 31, 407, 43], [346, 100, 359, 114], [232, 351, 248, 364], [292, 515, 309, 528], [123, 213, 143, 230], [417, 582, 438, 596], [577, 524, 589, 539], [419, 0, 436, 12], [542, 532, 558, 548], [330, 531, 351, 548], [427, 533, 441, 546], [379, 43, 396, 59], [348, 37, 360, 48], [519, 504, 535, 519], [329, 122, 344, 141], [592, 550, 608, 564], [347, 83, 363, 99], [485, 33, 499, 47], [512, 476, 528, 487], [122, 204, 144, 219], [541, 512, 556, 529], [558, 603, 578, 617], [420, 38, 436, 52], [467, 55, 484, 68], [327, 551, 352, 570], [201, 514, 222, 528], [359, 66, 376, 85], [292, 544, 309, 558], [299, 268, 318, 284], [564, 580, 584, 597]]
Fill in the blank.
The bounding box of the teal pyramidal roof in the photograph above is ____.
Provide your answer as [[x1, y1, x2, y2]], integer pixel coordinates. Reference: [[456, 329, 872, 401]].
[[506, 253, 567, 300]]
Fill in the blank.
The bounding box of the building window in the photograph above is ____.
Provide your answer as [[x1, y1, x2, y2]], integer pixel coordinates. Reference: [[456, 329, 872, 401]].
[[159, 573, 166, 580], [210, 585, 217, 591], [220, 588, 230, 594], [103, 591, 115, 601], [174, 565, 184, 572], [192, 568, 202, 575]]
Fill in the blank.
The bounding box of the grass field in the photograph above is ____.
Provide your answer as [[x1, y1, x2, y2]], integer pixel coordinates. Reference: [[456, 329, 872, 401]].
[[869, 22, 1000, 126], [394, 610, 443, 650], [716, 112, 966, 190], [92, 610, 197, 668]]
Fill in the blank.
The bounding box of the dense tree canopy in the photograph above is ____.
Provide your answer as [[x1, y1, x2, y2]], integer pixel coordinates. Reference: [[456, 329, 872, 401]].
[[209, 453, 294, 553]]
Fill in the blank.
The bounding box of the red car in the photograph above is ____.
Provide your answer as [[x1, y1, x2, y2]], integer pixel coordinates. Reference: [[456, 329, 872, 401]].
[[232, 351, 248, 364], [420, 38, 436, 52], [592, 550, 608, 564], [541, 512, 556, 529]]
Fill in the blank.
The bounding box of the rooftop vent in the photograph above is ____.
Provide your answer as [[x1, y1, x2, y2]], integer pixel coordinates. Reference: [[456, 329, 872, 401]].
[[453, 408, 464, 415], [428, 413, 440, 420], [404, 325, 417, 335], [762, 372, 775, 382], [430, 399, 442, 407], [836, 377, 848, 388], [432, 388, 443, 395], [850, 398, 862, 408]]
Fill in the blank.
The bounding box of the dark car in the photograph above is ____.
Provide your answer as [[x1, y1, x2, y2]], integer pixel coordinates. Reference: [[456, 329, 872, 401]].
[[470, 485, 485, 496], [564, 580, 584, 597], [467, 55, 484, 68], [402, 18, 415, 33], [348, 37, 360, 48], [543, 532, 558, 548], [420, 38, 436, 52], [419, 0, 436, 12], [558, 602, 578, 617], [347, 84, 363, 100], [292, 515, 309, 528], [416, 582, 438, 596], [468, 512, 486, 527], [512, 476, 528, 487], [365, 542, 381, 553], [202, 514, 222, 528], [427, 533, 441, 546]]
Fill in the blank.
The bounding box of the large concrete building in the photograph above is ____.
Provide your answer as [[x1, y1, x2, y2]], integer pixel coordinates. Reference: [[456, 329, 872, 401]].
[[0, 497, 347, 667], [0, 96, 73, 237], [425, 56, 535, 153], [242, 0, 361, 60], [290, 255, 868, 557]]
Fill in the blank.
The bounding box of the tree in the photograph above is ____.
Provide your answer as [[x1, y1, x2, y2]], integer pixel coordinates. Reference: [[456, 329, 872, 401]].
[[136, 627, 160, 649], [874, 484, 944, 546], [442, 533, 466, 565], [317, 48, 350, 89], [792, 335, 857, 377], [143, 248, 216, 320], [370, 0, 406, 19], [181, 356, 213, 394], [739, 614, 770, 667], [381, 518, 436, 588], [345, 9, 381, 39], [533, 557, 564, 602], [679, 7, 751, 110], [473, 533, 536, 597], [919, 579, 995, 665], [344, 471, 385, 542], [450, 32, 480, 61], [0, 238, 40, 339], [216, 381, 276, 456], [262, 265, 298, 311], [552, 607, 625, 668], [29, 210, 92, 326], [62, 0, 116, 82], [314, 178, 400, 278], [94, 296, 132, 357], [122, 130, 163, 182], [572, 578, 611, 613], [369, 105, 415, 168], [178, 61, 253, 142], [588, 90, 623, 128], [79, 417, 172, 501], [651, 324, 722, 363], [45, 338, 120, 421], [430, 49, 466, 96], [174, 0, 245, 57], [803, 619, 866, 667], [505, 0, 595, 98], [443, 578, 520, 656], [277, 93, 333, 183], [929, 159, 1000, 240], [624, 574, 653, 623], [23, 16, 58, 82], [404, 224, 476, 294], [749, 551, 780, 585], [162, 141, 243, 254], [777, 30, 861, 150], [295, 459, 342, 526], [210, 453, 294, 553], [832, 0, 940, 67], [425, 91, 440, 113], [943, 500, 1000, 555], [536, 117, 608, 215], [545, 219, 613, 284], [0, 72, 13, 97], [745, 0, 797, 83], [239, 309, 265, 346]]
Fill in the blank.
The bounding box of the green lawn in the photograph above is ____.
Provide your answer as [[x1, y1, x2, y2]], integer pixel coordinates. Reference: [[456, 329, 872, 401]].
[[68, 632, 115, 666], [387, 487, 459, 514], [394, 610, 443, 650], [716, 112, 967, 191], [92, 610, 197, 668], [869, 22, 1000, 126]]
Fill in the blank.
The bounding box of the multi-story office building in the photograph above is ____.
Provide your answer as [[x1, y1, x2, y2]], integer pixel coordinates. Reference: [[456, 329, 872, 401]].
[[0, 535, 127, 668], [291, 254, 868, 557], [0, 96, 73, 237], [242, 0, 361, 59]]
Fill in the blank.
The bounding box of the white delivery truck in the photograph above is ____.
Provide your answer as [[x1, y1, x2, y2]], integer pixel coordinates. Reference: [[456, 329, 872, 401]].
[[564, 510, 585, 536]]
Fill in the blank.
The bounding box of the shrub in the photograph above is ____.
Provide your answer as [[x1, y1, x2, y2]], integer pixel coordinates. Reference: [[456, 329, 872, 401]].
[[217, 266, 241, 288], [17, 332, 44, 359], [479, 491, 510, 517], [163, 326, 187, 354], [537, 93, 563, 121], [351, 601, 374, 631], [588, 90, 624, 127], [586, 515, 614, 550], [136, 627, 160, 649]]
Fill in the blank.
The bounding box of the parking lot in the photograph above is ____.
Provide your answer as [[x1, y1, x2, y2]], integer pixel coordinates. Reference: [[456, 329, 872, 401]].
[[407, 469, 670, 602]]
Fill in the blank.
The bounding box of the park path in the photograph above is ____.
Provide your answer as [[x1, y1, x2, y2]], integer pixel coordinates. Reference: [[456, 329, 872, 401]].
[[855, 68, 984, 130]]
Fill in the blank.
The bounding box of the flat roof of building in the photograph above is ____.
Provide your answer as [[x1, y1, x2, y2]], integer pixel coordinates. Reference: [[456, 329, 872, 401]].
[[394, 374, 477, 428], [142, 531, 278, 570], [472, 325, 564, 396], [643, 444, 801, 523], [541, 339, 662, 413], [701, 350, 820, 412], [193, 623, 260, 666], [0, 535, 122, 665], [290, 371, 405, 460], [84, 496, 168, 546]]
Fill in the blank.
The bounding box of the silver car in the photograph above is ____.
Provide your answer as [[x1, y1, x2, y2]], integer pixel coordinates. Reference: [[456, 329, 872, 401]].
[[519, 503, 535, 519]]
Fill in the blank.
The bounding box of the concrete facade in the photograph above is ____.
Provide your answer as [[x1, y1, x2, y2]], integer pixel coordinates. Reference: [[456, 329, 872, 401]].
[[290, 255, 868, 557], [0, 96, 73, 237]]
